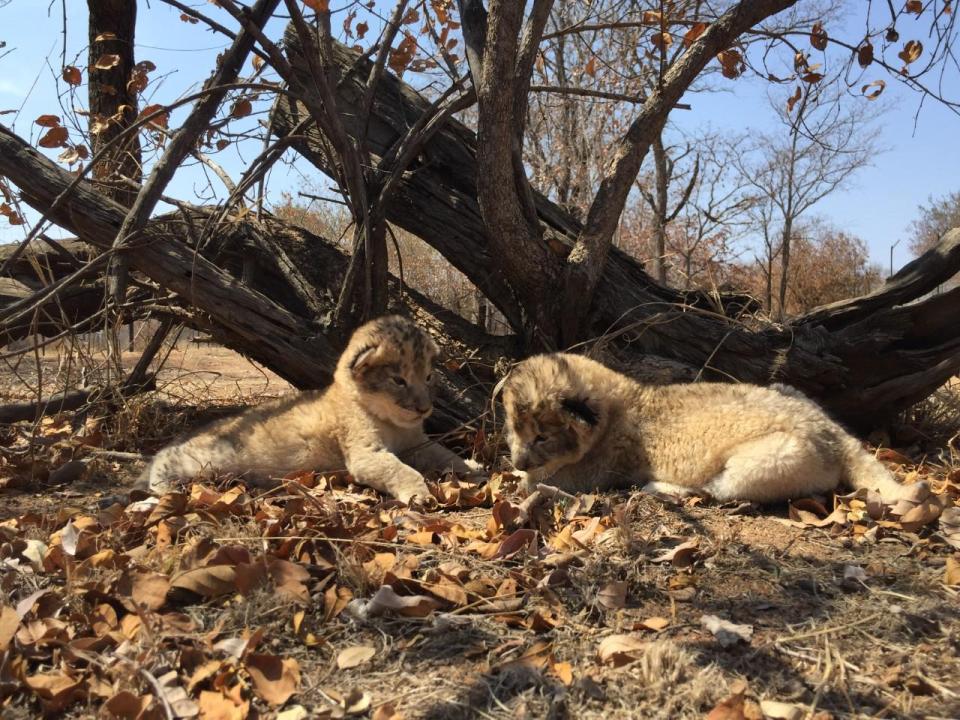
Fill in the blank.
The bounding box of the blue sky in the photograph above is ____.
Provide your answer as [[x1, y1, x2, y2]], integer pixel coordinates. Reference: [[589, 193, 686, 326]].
[[0, 1, 956, 273]]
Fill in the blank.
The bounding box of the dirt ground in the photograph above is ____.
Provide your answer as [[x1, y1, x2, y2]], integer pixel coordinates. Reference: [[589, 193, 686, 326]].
[[1, 344, 958, 720]]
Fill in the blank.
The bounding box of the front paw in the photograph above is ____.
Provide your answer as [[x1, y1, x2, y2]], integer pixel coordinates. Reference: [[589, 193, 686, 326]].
[[389, 471, 433, 506], [462, 458, 486, 476]]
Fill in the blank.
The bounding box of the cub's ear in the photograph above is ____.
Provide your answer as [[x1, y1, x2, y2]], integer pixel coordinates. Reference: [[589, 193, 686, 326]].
[[561, 396, 600, 428], [349, 344, 381, 377]]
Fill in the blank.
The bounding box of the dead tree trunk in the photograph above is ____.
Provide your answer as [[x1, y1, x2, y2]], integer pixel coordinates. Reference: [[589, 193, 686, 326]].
[[271, 33, 960, 430]]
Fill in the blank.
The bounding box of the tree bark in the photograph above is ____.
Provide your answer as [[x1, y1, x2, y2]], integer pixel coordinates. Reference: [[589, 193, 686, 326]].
[[88, 0, 142, 207], [0, 124, 509, 432]]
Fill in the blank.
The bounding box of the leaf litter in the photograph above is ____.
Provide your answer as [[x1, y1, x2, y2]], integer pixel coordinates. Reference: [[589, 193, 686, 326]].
[[0, 417, 959, 718]]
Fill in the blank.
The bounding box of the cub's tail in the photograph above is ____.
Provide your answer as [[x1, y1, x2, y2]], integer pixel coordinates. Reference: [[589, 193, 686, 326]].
[[839, 436, 907, 502]]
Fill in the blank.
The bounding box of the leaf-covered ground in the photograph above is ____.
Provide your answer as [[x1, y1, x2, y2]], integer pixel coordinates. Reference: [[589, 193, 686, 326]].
[[1, 352, 959, 719], [1, 410, 959, 720]]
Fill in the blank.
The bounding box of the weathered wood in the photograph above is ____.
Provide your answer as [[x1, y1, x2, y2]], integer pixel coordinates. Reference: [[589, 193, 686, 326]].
[[0, 124, 511, 431], [273, 32, 960, 429]]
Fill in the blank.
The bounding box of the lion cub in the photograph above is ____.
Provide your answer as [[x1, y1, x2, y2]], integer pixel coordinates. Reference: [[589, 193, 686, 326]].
[[136, 316, 480, 504], [502, 353, 910, 503]]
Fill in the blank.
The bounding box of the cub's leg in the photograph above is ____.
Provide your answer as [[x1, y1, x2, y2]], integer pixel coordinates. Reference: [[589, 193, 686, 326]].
[[404, 439, 484, 476], [345, 447, 432, 505], [702, 432, 840, 503], [642, 480, 698, 497]]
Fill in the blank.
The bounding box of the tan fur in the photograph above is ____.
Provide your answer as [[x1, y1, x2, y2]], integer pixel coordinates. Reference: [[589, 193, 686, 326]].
[[137, 316, 481, 503], [502, 353, 910, 503]]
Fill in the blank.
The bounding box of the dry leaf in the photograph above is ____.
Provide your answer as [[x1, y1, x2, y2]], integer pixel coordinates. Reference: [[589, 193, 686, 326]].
[[597, 633, 646, 666], [38, 126, 69, 149], [637, 616, 670, 632], [946, 556, 960, 586], [939, 507, 960, 549], [700, 614, 753, 647], [373, 702, 404, 720], [35, 114, 61, 127], [597, 581, 627, 610], [366, 585, 438, 618], [651, 537, 700, 567], [898, 39, 923, 64], [683, 22, 707, 48], [246, 653, 300, 706], [337, 645, 376, 669], [63, 66, 82, 85], [170, 565, 237, 598]]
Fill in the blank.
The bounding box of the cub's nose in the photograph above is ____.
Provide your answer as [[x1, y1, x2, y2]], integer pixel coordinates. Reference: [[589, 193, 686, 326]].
[[415, 401, 432, 415], [513, 451, 532, 471]]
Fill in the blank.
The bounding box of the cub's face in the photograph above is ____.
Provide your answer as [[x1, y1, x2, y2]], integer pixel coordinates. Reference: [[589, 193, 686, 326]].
[[344, 317, 439, 427], [503, 393, 599, 475]]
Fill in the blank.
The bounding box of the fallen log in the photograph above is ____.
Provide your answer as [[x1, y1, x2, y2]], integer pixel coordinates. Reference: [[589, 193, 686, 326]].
[[0, 124, 513, 432], [273, 30, 960, 429]]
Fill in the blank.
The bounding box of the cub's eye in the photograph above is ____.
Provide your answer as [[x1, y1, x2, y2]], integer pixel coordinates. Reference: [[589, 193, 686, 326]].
[[392, 376, 407, 387], [533, 434, 548, 445]]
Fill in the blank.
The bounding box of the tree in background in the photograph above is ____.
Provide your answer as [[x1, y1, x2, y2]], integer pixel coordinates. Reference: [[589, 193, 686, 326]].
[[730, 83, 879, 320], [910, 191, 960, 257]]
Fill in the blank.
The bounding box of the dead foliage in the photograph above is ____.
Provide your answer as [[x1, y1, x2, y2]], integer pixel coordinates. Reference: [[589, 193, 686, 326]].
[[1, 422, 959, 719]]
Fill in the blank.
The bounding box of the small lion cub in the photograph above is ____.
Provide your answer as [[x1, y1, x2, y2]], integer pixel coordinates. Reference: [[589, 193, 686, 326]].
[[502, 353, 910, 504], [137, 316, 480, 503]]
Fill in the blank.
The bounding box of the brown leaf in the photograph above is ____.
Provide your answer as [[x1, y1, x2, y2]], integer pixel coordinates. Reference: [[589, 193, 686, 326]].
[[584, 56, 597, 77], [939, 506, 960, 549], [786, 86, 802, 112], [683, 22, 707, 48], [38, 126, 69, 149], [373, 703, 404, 720], [337, 645, 376, 669], [0, 605, 19, 651], [304, 0, 330, 10], [706, 683, 763, 720], [198, 689, 246, 720], [130, 571, 170, 610], [759, 700, 804, 720], [945, 556, 960, 586], [230, 98, 252, 119], [552, 661, 574, 686], [905, 0, 923, 13], [717, 49, 744, 79], [809, 22, 828, 51], [898, 39, 923, 64], [63, 66, 82, 85], [170, 565, 237, 598], [356, 22, 369, 39], [861, 79, 886, 100], [34, 114, 61, 128], [94, 53, 121, 70], [642, 10, 662, 24], [651, 537, 700, 567], [367, 585, 438, 618], [104, 690, 153, 718], [139, 103, 170, 130], [246, 653, 300, 706], [597, 633, 646, 666], [637, 616, 670, 632], [388, 34, 417, 75], [597, 581, 627, 610], [651, 32, 673, 52], [494, 528, 538, 559]]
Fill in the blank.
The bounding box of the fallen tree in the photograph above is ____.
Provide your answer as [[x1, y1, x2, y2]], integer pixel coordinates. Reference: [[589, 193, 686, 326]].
[[0, 125, 512, 431], [270, 29, 960, 430], [1, 0, 958, 437]]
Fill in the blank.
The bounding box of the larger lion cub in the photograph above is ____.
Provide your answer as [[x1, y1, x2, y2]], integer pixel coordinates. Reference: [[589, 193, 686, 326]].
[[502, 353, 910, 503], [137, 316, 480, 503]]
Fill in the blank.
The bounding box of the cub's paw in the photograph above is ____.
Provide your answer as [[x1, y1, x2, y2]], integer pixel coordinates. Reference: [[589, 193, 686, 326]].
[[463, 458, 486, 476], [389, 472, 433, 507]]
